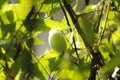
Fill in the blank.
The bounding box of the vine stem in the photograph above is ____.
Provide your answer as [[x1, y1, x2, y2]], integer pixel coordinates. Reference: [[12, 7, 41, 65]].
[[59, 1, 81, 64], [61, 0, 106, 80], [61, 0, 100, 63], [61, 0, 94, 55], [97, 0, 110, 47]]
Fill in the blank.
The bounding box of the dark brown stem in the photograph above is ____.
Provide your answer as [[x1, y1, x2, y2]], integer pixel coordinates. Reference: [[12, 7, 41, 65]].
[[59, 2, 81, 64], [62, 0, 104, 80], [5, 59, 14, 80], [85, 0, 90, 5], [62, 0, 95, 60]]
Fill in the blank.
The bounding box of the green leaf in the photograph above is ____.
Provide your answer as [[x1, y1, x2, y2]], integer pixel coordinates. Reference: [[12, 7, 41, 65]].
[[43, 0, 60, 4], [32, 0, 60, 17], [99, 41, 115, 61], [30, 63, 46, 80], [0, 40, 11, 47], [41, 50, 59, 58], [61, 12, 74, 27], [0, 0, 6, 9], [40, 50, 59, 72], [0, 48, 5, 59], [39, 0, 73, 16], [32, 50, 59, 76], [26, 38, 34, 49], [40, 2, 60, 16], [24, 19, 69, 32], [42, 0, 73, 4], [103, 52, 120, 73], [11, 49, 32, 77], [116, 0, 120, 6], [1, 11, 11, 24], [8, 0, 20, 3], [78, 15, 94, 47], [33, 37, 44, 45], [0, 27, 2, 39], [108, 11, 116, 20], [7, 0, 33, 20], [1, 23, 15, 38], [6, 10, 14, 23]]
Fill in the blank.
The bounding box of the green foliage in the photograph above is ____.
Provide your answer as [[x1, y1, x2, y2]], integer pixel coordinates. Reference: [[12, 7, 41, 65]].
[[0, 0, 6, 9], [0, 0, 120, 80], [24, 19, 69, 32]]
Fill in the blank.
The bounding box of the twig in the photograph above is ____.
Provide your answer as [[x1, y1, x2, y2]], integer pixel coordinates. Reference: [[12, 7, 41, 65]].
[[76, 10, 100, 18], [62, 0, 99, 62], [59, 2, 81, 64], [97, 0, 110, 47], [85, 0, 90, 5], [5, 58, 14, 80], [61, 0, 105, 80]]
